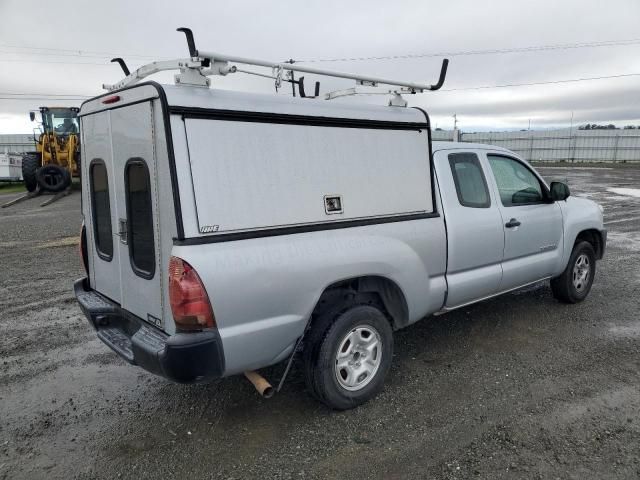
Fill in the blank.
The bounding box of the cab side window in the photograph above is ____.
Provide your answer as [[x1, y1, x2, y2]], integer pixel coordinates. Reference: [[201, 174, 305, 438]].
[[448, 152, 491, 208], [487, 155, 544, 206]]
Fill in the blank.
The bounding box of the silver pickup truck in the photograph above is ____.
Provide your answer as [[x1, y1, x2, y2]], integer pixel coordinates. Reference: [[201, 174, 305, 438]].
[[75, 59, 606, 410]]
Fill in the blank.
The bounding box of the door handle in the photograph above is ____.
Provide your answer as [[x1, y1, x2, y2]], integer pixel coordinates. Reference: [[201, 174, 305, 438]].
[[505, 218, 521, 228], [117, 218, 128, 244]]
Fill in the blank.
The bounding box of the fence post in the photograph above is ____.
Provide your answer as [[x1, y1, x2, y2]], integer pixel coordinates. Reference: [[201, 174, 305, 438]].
[[613, 134, 620, 163], [529, 135, 534, 162]]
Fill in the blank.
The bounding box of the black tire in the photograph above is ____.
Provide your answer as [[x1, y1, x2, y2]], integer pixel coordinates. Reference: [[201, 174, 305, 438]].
[[21, 153, 40, 192], [304, 302, 393, 410], [551, 241, 596, 303], [36, 164, 71, 193]]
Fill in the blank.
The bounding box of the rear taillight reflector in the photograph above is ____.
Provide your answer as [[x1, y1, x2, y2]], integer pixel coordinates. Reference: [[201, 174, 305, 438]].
[[102, 95, 120, 104], [169, 256, 216, 331]]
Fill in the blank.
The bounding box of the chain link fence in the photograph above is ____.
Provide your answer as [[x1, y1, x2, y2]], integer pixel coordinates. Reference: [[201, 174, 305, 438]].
[[432, 128, 640, 162], [4, 128, 640, 162]]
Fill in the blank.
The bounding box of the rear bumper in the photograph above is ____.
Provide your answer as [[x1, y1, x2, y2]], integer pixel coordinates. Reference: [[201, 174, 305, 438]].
[[74, 277, 225, 383]]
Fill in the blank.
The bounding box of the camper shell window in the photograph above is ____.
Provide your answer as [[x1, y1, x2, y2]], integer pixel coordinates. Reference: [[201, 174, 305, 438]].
[[125, 158, 156, 279], [89, 160, 114, 260]]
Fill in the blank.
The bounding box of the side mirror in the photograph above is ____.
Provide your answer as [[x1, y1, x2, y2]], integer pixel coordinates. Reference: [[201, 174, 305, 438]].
[[550, 181, 570, 201], [29, 112, 36, 122]]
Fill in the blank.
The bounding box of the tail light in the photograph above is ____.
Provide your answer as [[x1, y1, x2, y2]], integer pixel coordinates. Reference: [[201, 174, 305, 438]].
[[79, 224, 88, 275], [102, 95, 121, 105], [169, 256, 216, 331]]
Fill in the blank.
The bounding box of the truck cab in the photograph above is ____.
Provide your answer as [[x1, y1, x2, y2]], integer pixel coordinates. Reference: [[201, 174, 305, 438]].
[[432, 143, 604, 309]]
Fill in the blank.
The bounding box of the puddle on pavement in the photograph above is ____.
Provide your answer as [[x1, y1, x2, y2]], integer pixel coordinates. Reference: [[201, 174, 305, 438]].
[[36, 236, 79, 248], [607, 231, 640, 252], [608, 324, 640, 338], [607, 187, 640, 198]]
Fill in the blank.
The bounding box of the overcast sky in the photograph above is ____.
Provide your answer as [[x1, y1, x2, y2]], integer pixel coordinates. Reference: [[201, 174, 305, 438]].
[[1, 0, 640, 133]]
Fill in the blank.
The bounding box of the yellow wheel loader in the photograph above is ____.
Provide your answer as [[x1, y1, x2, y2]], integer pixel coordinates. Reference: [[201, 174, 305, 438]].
[[3, 107, 81, 208], [22, 106, 80, 193]]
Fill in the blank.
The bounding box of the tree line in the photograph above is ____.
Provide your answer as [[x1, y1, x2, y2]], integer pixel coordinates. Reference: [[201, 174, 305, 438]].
[[579, 124, 640, 130]]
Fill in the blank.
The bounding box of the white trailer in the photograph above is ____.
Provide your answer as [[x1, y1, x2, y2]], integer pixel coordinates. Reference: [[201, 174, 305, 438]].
[[0, 154, 22, 181]]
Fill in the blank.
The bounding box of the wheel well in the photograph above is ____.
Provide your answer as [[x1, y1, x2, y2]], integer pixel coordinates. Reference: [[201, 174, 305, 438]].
[[575, 229, 603, 259], [311, 276, 409, 330]]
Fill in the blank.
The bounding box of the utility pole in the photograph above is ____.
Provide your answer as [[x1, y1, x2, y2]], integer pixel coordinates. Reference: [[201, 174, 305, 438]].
[[569, 111, 574, 131], [569, 111, 574, 163], [452, 114, 460, 141], [528, 119, 531, 131]]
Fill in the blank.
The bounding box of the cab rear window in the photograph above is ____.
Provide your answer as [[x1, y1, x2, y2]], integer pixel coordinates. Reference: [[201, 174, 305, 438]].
[[125, 159, 155, 279], [89, 160, 113, 260], [448, 153, 491, 208]]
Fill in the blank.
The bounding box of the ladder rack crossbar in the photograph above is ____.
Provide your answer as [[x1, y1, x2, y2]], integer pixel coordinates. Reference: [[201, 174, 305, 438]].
[[198, 50, 448, 92]]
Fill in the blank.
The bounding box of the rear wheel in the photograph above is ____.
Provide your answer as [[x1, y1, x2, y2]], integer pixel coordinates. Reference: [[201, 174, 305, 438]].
[[551, 241, 596, 303], [36, 164, 71, 193], [304, 303, 393, 410], [21, 153, 40, 192]]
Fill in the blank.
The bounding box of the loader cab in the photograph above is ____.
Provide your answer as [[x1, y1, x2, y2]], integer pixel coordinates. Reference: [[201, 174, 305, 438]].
[[36, 107, 80, 136]]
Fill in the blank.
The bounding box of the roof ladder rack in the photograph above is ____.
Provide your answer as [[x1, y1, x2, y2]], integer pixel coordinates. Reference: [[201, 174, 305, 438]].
[[103, 27, 449, 107]]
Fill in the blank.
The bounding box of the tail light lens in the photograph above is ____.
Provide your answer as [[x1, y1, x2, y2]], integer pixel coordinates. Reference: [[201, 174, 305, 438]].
[[102, 95, 121, 104], [169, 256, 216, 331]]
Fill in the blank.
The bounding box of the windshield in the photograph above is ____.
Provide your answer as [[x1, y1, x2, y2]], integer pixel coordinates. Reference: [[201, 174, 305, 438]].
[[41, 109, 79, 135]]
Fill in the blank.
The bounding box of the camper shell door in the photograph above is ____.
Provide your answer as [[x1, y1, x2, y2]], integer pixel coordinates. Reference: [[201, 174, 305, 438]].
[[80, 86, 164, 329]]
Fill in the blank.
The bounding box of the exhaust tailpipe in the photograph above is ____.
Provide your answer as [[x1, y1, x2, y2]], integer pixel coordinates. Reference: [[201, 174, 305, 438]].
[[244, 371, 274, 398]]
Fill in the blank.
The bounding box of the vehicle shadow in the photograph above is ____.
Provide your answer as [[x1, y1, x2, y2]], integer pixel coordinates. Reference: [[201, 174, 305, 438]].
[[85, 269, 634, 480], [96, 284, 564, 433]]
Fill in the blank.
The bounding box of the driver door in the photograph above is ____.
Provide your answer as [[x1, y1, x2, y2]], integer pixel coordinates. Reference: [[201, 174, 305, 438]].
[[484, 153, 564, 290]]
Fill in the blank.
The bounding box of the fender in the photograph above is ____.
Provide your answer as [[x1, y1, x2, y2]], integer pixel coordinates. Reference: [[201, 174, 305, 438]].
[[173, 217, 447, 376], [555, 196, 605, 276]]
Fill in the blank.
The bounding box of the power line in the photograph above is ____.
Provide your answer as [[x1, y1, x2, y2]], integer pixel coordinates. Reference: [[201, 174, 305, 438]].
[[0, 49, 145, 60], [442, 72, 640, 91], [0, 43, 161, 60], [0, 59, 113, 66], [3, 36, 640, 66], [296, 38, 640, 63], [0, 92, 91, 97], [1, 70, 638, 102], [0, 98, 87, 101], [0, 92, 91, 101]]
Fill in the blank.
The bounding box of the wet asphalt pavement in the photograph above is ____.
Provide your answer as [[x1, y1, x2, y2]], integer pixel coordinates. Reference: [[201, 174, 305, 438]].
[[0, 165, 639, 479]]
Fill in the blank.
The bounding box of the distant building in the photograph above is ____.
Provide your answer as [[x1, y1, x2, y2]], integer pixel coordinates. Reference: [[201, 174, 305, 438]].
[[0, 134, 34, 154]]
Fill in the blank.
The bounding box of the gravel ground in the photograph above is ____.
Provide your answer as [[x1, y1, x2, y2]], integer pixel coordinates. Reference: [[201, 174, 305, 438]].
[[1, 166, 639, 480]]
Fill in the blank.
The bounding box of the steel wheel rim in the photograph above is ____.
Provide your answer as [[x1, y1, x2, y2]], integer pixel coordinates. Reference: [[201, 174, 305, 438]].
[[572, 253, 591, 292], [334, 324, 382, 392]]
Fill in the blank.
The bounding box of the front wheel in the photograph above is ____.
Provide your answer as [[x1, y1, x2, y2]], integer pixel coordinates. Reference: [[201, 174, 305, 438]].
[[551, 241, 596, 303], [304, 303, 393, 410], [21, 153, 40, 192], [36, 164, 71, 192]]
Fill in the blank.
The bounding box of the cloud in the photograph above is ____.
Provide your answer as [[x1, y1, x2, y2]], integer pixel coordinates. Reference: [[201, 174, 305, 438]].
[[1, 0, 639, 133]]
